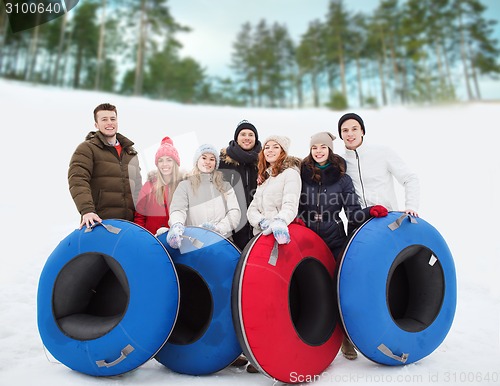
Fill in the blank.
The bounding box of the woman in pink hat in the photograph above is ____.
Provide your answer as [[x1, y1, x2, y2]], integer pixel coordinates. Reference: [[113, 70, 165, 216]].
[[134, 137, 182, 235]]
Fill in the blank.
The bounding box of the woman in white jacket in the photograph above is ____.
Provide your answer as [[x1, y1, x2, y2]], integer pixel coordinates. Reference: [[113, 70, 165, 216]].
[[247, 135, 302, 245], [167, 144, 241, 249]]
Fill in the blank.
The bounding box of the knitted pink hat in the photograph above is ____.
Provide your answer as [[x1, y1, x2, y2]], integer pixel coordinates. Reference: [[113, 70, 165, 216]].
[[155, 137, 180, 166]]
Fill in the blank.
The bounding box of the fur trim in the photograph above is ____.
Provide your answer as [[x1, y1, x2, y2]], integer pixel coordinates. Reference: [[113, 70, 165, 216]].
[[147, 170, 158, 183], [282, 156, 302, 172], [300, 162, 342, 185], [219, 148, 239, 166]]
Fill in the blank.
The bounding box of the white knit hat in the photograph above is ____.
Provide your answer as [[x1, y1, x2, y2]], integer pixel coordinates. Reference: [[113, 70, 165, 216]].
[[193, 144, 220, 169], [264, 135, 291, 154]]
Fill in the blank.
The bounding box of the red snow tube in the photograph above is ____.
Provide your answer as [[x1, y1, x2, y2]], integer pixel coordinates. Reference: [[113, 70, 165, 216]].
[[232, 224, 342, 383]]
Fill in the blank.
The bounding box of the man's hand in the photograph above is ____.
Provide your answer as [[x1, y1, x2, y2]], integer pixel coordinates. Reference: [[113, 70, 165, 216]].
[[79, 212, 102, 229], [405, 209, 419, 218]]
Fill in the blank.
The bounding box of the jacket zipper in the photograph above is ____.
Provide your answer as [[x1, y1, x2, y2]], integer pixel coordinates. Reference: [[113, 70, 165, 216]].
[[316, 182, 321, 233], [355, 149, 367, 208]]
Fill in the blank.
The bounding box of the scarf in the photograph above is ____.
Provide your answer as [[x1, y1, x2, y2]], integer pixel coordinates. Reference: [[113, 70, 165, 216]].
[[226, 140, 262, 165], [315, 162, 331, 170]]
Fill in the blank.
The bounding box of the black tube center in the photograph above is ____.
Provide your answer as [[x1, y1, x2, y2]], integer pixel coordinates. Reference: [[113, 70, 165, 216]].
[[289, 258, 336, 346], [53, 253, 129, 340], [387, 245, 445, 332], [168, 264, 213, 345]]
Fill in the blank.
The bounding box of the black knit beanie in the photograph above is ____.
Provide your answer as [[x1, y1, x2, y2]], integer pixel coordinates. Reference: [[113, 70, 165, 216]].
[[234, 120, 258, 142], [338, 113, 365, 138]]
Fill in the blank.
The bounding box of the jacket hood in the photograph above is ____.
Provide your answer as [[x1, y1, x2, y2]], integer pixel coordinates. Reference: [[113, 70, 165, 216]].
[[267, 156, 301, 177], [147, 170, 157, 183], [301, 162, 342, 185], [85, 131, 136, 154], [282, 156, 302, 172], [219, 148, 238, 166]]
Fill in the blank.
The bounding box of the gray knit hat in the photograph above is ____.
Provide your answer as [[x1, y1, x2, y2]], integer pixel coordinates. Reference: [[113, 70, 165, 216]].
[[310, 131, 336, 152], [193, 143, 220, 169], [264, 135, 291, 154]]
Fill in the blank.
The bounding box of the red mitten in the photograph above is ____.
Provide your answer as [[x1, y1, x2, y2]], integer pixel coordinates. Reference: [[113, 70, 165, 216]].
[[291, 217, 306, 227], [370, 205, 388, 218]]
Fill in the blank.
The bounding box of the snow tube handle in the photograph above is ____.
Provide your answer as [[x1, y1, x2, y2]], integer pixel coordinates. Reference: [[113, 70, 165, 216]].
[[388, 213, 417, 231], [377, 343, 409, 363], [268, 241, 279, 266], [181, 235, 204, 249], [96, 344, 135, 368], [84, 222, 122, 234]]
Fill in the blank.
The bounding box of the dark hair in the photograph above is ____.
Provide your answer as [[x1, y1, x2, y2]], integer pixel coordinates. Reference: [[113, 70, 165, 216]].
[[93, 103, 117, 122], [303, 148, 345, 183]]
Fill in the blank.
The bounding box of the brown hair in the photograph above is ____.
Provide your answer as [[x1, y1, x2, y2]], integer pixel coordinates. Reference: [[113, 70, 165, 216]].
[[303, 149, 345, 183], [257, 147, 288, 183], [93, 103, 117, 122]]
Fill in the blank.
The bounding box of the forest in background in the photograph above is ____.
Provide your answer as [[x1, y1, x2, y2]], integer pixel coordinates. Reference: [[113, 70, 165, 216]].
[[0, 0, 499, 108]]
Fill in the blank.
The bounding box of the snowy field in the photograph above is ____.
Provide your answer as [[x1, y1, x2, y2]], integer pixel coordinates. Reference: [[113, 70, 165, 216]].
[[0, 78, 499, 385]]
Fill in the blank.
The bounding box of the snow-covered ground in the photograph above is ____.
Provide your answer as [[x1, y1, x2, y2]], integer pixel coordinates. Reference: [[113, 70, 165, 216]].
[[0, 78, 499, 385]]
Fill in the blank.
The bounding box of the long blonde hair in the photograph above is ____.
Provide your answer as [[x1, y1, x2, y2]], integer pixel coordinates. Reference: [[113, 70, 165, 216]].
[[154, 162, 182, 206], [188, 165, 226, 195]]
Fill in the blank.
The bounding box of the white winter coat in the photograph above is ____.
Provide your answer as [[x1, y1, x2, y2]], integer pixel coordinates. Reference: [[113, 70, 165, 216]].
[[343, 143, 419, 211], [247, 157, 302, 235], [169, 173, 241, 237]]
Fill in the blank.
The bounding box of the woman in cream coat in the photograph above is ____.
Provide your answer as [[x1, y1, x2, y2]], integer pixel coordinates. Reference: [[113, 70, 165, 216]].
[[247, 135, 301, 245], [167, 144, 241, 249]]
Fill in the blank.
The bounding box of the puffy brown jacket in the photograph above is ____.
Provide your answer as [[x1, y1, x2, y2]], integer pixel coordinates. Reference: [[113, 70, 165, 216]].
[[68, 131, 142, 221]]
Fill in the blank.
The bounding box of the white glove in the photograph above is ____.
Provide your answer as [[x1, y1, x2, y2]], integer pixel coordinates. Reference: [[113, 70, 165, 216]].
[[269, 218, 290, 244], [167, 223, 185, 249], [200, 222, 220, 233], [259, 218, 271, 235], [155, 227, 169, 236]]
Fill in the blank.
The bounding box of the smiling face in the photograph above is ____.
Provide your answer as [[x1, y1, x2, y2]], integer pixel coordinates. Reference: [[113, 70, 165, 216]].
[[237, 129, 256, 150], [197, 153, 216, 173], [157, 156, 175, 178], [263, 141, 283, 165], [340, 119, 363, 150], [94, 110, 117, 141], [311, 144, 330, 165]]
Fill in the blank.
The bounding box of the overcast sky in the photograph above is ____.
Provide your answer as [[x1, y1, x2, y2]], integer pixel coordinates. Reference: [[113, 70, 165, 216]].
[[168, 0, 500, 100], [168, 0, 379, 77]]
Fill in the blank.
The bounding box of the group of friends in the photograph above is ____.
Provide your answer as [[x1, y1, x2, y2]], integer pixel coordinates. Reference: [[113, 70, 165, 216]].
[[67, 103, 420, 372]]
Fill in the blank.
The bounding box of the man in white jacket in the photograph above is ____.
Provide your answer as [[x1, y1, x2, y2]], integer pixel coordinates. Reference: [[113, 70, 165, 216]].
[[338, 113, 419, 217]]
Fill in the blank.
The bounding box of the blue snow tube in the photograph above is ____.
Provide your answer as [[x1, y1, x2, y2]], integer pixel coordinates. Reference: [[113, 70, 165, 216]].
[[155, 226, 242, 375], [337, 212, 457, 365], [37, 220, 180, 376]]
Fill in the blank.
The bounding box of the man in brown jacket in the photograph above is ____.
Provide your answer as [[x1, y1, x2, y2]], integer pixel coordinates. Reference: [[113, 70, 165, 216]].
[[68, 103, 142, 229]]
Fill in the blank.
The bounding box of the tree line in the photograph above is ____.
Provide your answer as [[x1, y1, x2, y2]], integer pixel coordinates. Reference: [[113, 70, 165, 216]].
[[0, 0, 498, 108]]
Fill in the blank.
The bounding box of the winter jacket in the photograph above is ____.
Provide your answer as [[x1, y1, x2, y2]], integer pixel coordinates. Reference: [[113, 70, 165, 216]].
[[219, 145, 259, 249], [134, 173, 170, 234], [247, 157, 302, 235], [299, 161, 371, 258], [343, 144, 419, 211], [68, 131, 142, 222], [168, 173, 241, 237]]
